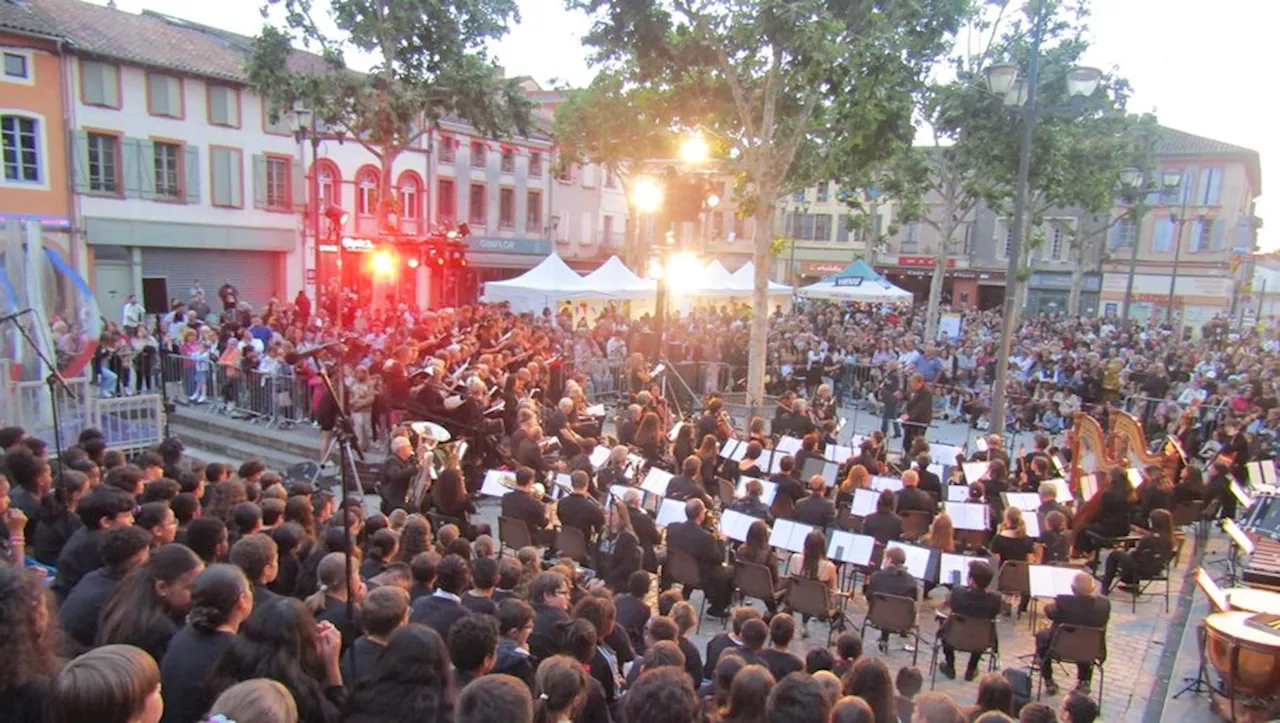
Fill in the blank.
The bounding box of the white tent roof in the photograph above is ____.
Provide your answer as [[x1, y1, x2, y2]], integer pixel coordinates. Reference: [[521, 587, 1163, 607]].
[[795, 275, 914, 303], [580, 256, 656, 299], [728, 261, 792, 296], [481, 253, 610, 312]]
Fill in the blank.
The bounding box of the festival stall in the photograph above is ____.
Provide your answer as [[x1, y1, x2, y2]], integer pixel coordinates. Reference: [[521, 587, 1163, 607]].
[[480, 253, 616, 313], [795, 259, 914, 304]]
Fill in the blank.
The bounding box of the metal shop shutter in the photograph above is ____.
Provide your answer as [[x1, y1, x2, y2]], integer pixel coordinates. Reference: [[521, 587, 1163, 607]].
[[141, 248, 283, 311]]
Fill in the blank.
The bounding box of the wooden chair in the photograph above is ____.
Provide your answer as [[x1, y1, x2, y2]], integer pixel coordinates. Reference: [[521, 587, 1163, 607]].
[[929, 612, 1000, 689], [498, 516, 534, 555], [787, 576, 848, 646], [901, 510, 932, 541], [665, 548, 707, 630], [1034, 625, 1107, 705], [555, 526, 590, 565], [859, 592, 921, 665]]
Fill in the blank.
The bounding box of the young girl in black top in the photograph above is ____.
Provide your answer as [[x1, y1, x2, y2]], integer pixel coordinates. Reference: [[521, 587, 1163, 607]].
[[1101, 508, 1176, 594]]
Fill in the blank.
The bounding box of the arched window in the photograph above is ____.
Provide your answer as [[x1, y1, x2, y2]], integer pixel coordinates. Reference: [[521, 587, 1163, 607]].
[[313, 159, 341, 209], [398, 172, 422, 221], [355, 166, 380, 217]]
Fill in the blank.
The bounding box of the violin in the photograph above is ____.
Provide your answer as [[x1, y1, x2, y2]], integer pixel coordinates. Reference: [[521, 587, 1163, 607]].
[[716, 408, 738, 441]]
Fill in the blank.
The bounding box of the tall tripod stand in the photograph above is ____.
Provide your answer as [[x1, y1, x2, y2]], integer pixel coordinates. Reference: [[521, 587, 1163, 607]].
[[1, 309, 75, 485]]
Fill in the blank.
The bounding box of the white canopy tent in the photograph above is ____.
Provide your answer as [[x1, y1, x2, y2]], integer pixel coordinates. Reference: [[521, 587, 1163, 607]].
[[481, 253, 614, 313], [579, 255, 656, 299], [728, 261, 793, 296], [795, 259, 914, 303]]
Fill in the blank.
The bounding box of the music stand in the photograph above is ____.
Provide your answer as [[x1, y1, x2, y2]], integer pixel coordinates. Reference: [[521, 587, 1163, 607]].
[[1172, 568, 1227, 699], [1215, 519, 1254, 587]]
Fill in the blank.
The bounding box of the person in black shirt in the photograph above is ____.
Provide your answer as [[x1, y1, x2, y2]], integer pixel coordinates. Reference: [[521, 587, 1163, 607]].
[[863, 546, 919, 651], [500, 466, 556, 546], [1036, 572, 1111, 696], [410, 554, 471, 641], [664, 499, 733, 617], [1036, 482, 1071, 530], [938, 560, 1003, 681], [228, 532, 282, 608], [758, 613, 805, 681], [60, 525, 152, 652], [1173, 465, 1207, 505], [462, 556, 501, 615], [704, 607, 764, 678], [1135, 465, 1174, 528], [308, 552, 367, 651], [770, 455, 806, 506], [1101, 508, 1176, 594], [615, 571, 653, 655], [670, 601, 705, 686], [862, 489, 903, 545], [558, 471, 606, 541], [448, 614, 499, 691], [793, 475, 837, 528], [914, 454, 943, 502], [668, 456, 714, 507], [96, 543, 204, 663], [340, 586, 409, 691], [529, 571, 572, 661], [596, 501, 641, 591], [622, 490, 661, 573], [160, 564, 254, 723], [492, 599, 537, 689], [51, 485, 136, 600], [560, 619, 613, 723], [895, 470, 937, 516], [729, 478, 773, 522]]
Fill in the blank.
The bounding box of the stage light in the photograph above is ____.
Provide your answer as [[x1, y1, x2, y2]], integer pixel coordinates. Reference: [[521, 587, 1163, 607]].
[[633, 177, 664, 213], [407, 257, 420, 269], [370, 249, 396, 277]]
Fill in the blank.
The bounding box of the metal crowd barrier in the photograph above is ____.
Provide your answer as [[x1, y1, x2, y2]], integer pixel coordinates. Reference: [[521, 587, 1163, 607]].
[[2, 365, 162, 455], [157, 354, 315, 430]]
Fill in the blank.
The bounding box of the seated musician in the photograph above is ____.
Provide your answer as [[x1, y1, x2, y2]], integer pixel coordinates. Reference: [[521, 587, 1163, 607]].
[[617, 404, 642, 447], [1037, 482, 1071, 530], [793, 475, 837, 528], [1036, 572, 1110, 697], [768, 454, 805, 505], [563, 437, 600, 498], [862, 490, 903, 544], [913, 453, 943, 502], [821, 420, 840, 450], [558, 471, 606, 542], [836, 464, 870, 509], [378, 436, 419, 514], [855, 436, 881, 475], [517, 424, 559, 480], [938, 560, 1002, 681], [668, 456, 714, 507], [547, 398, 585, 458], [1172, 465, 1206, 505], [455, 377, 490, 433], [1135, 464, 1173, 528], [772, 391, 797, 437], [595, 501, 641, 592], [1040, 511, 1071, 563], [747, 417, 770, 447], [789, 529, 841, 620], [1203, 461, 1237, 520], [1100, 508, 1174, 594], [1016, 433, 1054, 482], [634, 412, 668, 465], [729, 479, 773, 522], [990, 507, 1037, 615], [415, 360, 447, 414], [789, 399, 817, 438], [970, 434, 1011, 469], [697, 397, 723, 443], [665, 499, 732, 618], [622, 490, 660, 573], [672, 423, 696, 467], [1022, 457, 1052, 492], [695, 435, 721, 497], [735, 520, 780, 614], [794, 434, 821, 476], [895, 470, 937, 516], [501, 466, 556, 546], [1078, 468, 1136, 568], [731, 442, 766, 482], [596, 445, 632, 491], [431, 467, 491, 540], [864, 546, 920, 653], [509, 406, 537, 452]]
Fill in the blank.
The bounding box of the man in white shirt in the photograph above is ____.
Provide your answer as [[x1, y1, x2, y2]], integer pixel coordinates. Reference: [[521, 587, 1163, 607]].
[[121, 294, 144, 331]]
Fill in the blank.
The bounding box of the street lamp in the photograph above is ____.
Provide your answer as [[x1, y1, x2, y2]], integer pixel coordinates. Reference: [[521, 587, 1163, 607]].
[[679, 133, 710, 165], [983, 0, 1103, 437], [633, 177, 664, 214]]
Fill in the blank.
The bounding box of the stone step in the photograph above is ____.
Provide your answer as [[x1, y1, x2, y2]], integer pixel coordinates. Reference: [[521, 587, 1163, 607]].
[[171, 406, 324, 462], [169, 419, 305, 472]]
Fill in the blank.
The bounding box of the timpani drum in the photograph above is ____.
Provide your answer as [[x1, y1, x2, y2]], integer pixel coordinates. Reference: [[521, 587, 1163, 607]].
[[1205, 611, 1280, 700], [1225, 588, 1280, 615]]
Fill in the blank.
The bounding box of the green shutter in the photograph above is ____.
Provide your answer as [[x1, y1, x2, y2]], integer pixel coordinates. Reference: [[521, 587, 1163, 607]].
[[229, 151, 243, 208], [252, 153, 267, 209], [184, 145, 200, 204], [121, 137, 142, 198], [72, 130, 90, 194], [81, 61, 102, 105], [137, 139, 155, 199], [292, 158, 305, 211], [1211, 220, 1225, 252]]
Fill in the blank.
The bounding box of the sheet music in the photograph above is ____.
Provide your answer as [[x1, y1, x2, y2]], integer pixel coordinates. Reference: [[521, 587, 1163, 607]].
[[948, 485, 972, 503], [480, 470, 516, 498], [1029, 565, 1080, 598], [939, 553, 984, 586], [776, 436, 804, 455], [1264, 461, 1279, 488], [1040, 478, 1074, 503], [1230, 481, 1253, 508], [962, 462, 990, 483], [827, 530, 875, 566], [928, 463, 946, 479], [589, 446, 612, 469], [736, 477, 778, 505], [1052, 455, 1067, 477], [826, 444, 854, 463], [626, 454, 645, 474], [930, 444, 964, 463], [585, 404, 605, 417], [553, 473, 573, 490], [1197, 568, 1230, 612], [768, 519, 815, 553], [607, 485, 636, 504], [719, 510, 757, 542], [1002, 492, 1041, 512], [668, 422, 684, 442], [768, 451, 787, 475], [1222, 519, 1255, 555], [484, 401, 505, 415], [655, 497, 686, 527], [1079, 474, 1099, 502], [649, 363, 666, 377], [801, 456, 839, 486], [729, 442, 749, 462], [837, 417, 847, 432], [444, 395, 464, 410], [870, 476, 903, 493], [719, 439, 742, 460], [641, 468, 674, 497], [944, 502, 989, 531], [885, 541, 934, 580], [975, 437, 989, 452], [851, 488, 879, 516], [1024, 513, 1041, 537]]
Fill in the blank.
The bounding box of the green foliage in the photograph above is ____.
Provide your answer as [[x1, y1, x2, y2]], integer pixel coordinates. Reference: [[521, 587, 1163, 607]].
[[245, 0, 534, 198]]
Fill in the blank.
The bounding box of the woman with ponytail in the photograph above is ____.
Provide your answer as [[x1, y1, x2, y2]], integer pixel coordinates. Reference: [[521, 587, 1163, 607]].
[[305, 552, 367, 651], [344, 623, 455, 723], [97, 543, 204, 661], [32, 470, 89, 566], [532, 655, 587, 723], [159, 564, 253, 723]]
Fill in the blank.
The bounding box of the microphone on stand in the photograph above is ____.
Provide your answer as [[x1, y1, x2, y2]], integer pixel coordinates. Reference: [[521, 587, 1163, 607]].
[[283, 342, 344, 365]]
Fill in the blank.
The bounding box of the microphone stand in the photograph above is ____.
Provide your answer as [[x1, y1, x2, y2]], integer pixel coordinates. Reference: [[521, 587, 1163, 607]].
[[1, 309, 73, 489]]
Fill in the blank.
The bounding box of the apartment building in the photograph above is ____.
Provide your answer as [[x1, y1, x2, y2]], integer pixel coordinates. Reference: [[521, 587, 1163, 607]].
[[770, 181, 877, 284]]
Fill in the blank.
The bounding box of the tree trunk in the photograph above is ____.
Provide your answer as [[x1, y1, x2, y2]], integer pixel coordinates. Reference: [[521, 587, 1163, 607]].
[[1068, 240, 1084, 316], [746, 190, 777, 417], [924, 219, 957, 342], [624, 200, 641, 270]]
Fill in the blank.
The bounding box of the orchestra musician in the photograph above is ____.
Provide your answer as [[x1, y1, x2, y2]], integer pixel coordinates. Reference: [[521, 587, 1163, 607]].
[[794, 435, 821, 477], [789, 400, 817, 438], [673, 424, 697, 467], [747, 417, 770, 448], [1077, 467, 1136, 568], [812, 383, 837, 424], [1036, 482, 1071, 530], [664, 499, 732, 618], [913, 454, 943, 502], [558, 471, 606, 542], [595, 500, 641, 592], [856, 437, 882, 475], [769, 455, 805, 507], [617, 405, 642, 448], [1203, 461, 1237, 520], [735, 522, 781, 614], [547, 398, 586, 458], [1219, 422, 1250, 481], [500, 467, 555, 546], [514, 425, 555, 479], [381, 345, 417, 417], [836, 464, 870, 509], [730, 442, 766, 482], [864, 546, 919, 653], [1035, 572, 1110, 697], [1134, 464, 1173, 528], [1172, 465, 1206, 506], [729, 479, 773, 522], [694, 435, 721, 498], [1100, 508, 1174, 595], [634, 412, 668, 465], [596, 446, 633, 491], [378, 436, 420, 514], [668, 456, 714, 508], [621, 490, 660, 573], [792, 475, 837, 528], [895, 470, 937, 516], [773, 391, 798, 437], [938, 560, 1002, 681], [862, 490, 903, 545], [431, 467, 491, 539], [900, 373, 932, 454]]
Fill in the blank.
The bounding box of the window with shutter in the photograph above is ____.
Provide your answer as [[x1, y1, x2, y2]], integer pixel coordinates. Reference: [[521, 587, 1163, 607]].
[[210, 147, 243, 207], [1, 115, 41, 184], [526, 190, 542, 231], [1152, 217, 1174, 252], [499, 187, 515, 228], [529, 151, 542, 177], [356, 169, 379, 217], [814, 214, 832, 241], [439, 137, 455, 163], [207, 86, 240, 127], [470, 141, 485, 168], [265, 156, 290, 211], [437, 178, 456, 222], [469, 183, 486, 225], [262, 101, 292, 135], [80, 60, 120, 108], [1200, 168, 1223, 205], [147, 73, 183, 118], [153, 141, 182, 200], [1049, 225, 1063, 260], [86, 132, 120, 194], [501, 149, 515, 173]]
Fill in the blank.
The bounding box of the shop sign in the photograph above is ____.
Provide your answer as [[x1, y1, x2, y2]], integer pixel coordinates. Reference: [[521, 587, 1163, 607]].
[[800, 261, 845, 275], [467, 237, 552, 255], [895, 255, 956, 268], [834, 277, 864, 287]]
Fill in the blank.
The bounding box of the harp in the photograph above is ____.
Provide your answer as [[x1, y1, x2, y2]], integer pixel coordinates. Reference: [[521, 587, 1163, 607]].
[[1069, 412, 1125, 554], [1109, 409, 1184, 486]]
